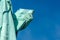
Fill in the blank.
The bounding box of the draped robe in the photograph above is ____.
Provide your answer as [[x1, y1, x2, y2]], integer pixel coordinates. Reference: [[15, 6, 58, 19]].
[[0, 0, 34, 40]]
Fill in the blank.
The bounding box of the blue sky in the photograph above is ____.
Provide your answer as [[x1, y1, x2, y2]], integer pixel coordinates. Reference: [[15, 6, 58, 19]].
[[11, 0, 60, 40]]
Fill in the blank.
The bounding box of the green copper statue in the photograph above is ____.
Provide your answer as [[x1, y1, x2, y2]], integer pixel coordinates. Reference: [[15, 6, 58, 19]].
[[0, 0, 34, 40]]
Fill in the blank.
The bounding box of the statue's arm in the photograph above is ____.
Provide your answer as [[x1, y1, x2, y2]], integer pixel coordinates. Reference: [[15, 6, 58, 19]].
[[13, 9, 34, 31]]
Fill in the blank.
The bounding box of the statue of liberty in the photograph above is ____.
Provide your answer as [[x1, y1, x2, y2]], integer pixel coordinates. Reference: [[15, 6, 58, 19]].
[[0, 0, 34, 40]]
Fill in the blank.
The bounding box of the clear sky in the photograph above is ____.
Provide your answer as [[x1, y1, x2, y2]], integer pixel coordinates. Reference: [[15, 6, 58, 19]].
[[11, 0, 60, 40]]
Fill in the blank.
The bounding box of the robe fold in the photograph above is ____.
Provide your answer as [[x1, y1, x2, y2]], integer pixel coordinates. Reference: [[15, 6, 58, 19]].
[[0, 0, 34, 40]]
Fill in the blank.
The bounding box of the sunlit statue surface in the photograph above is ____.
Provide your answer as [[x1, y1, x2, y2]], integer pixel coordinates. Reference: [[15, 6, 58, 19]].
[[0, 0, 34, 40]]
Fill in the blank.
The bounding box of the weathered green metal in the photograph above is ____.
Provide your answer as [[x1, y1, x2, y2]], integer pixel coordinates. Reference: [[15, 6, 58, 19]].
[[0, 0, 34, 40]]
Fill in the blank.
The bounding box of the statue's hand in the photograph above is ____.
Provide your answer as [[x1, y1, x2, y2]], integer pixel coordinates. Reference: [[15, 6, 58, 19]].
[[14, 9, 34, 31]]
